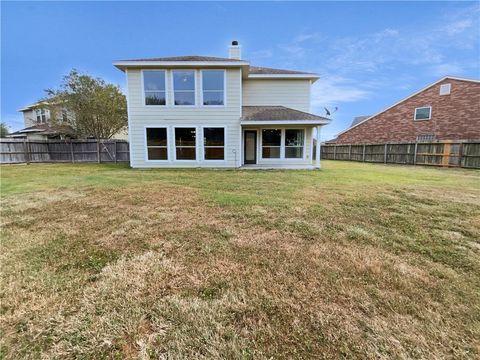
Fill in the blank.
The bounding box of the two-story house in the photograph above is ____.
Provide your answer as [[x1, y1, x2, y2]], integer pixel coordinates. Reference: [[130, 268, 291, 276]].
[[114, 41, 330, 169], [9, 102, 76, 140], [12, 101, 128, 140]]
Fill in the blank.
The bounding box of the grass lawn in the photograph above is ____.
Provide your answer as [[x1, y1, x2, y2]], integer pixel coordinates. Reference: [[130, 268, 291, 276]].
[[1, 161, 479, 359]]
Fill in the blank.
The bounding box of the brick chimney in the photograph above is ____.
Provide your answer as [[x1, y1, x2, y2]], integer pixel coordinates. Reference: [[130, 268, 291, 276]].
[[228, 40, 241, 60]]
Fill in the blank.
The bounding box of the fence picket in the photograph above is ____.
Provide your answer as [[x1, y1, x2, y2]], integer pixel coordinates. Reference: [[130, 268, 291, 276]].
[[0, 139, 130, 164], [320, 141, 479, 169]]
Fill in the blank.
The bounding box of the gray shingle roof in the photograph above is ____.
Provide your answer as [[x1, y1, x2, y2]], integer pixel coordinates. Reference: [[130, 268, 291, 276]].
[[241, 106, 330, 121], [118, 56, 243, 62], [8, 124, 76, 136], [248, 66, 316, 75], [350, 115, 371, 127], [116, 57, 316, 75]]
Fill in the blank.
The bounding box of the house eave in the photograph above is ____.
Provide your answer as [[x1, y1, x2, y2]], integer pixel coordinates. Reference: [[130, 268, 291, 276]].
[[241, 120, 330, 126], [113, 60, 250, 71], [247, 74, 320, 81]]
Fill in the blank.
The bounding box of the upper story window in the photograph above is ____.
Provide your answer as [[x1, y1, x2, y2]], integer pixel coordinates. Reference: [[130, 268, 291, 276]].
[[202, 70, 224, 106], [143, 71, 166, 106], [35, 109, 48, 123], [173, 71, 195, 106], [414, 106, 431, 121]]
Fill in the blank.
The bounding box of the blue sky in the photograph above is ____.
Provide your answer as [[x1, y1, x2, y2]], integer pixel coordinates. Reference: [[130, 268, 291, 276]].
[[2, 1, 479, 140]]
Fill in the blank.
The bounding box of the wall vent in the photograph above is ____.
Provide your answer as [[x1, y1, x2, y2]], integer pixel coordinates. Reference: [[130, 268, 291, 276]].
[[439, 83, 451, 95]]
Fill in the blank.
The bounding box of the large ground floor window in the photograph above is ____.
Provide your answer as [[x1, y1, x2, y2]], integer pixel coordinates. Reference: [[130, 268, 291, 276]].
[[146, 127, 168, 160], [175, 127, 196, 160], [261, 128, 305, 159], [262, 129, 281, 158], [203, 127, 225, 160], [285, 129, 304, 158]]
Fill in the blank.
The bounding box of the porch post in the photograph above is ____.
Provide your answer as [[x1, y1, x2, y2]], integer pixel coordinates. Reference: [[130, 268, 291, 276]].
[[315, 125, 321, 169]]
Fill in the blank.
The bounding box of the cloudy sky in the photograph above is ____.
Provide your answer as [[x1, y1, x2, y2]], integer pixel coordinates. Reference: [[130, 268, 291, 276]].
[[2, 1, 479, 140]]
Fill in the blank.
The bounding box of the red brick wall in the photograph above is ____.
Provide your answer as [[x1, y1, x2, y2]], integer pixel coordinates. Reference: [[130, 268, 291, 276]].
[[336, 79, 480, 144]]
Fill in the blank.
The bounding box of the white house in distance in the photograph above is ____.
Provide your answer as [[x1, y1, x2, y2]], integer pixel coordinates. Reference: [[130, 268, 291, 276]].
[[9, 102, 76, 140], [114, 41, 330, 169], [11, 101, 128, 140]]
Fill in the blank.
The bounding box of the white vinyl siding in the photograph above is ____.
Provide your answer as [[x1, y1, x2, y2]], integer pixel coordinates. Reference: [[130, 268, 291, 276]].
[[242, 79, 311, 112], [126, 68, 242, 168]]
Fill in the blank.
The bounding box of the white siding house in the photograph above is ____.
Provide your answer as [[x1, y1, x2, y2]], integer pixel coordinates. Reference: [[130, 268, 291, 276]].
[[114, 41, 330, 169], [243, 79, 311, 112]]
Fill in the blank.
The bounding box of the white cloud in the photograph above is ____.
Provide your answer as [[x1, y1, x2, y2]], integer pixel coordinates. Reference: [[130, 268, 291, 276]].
[[429, 63, 464, 77], [311, 76, 372, 110]]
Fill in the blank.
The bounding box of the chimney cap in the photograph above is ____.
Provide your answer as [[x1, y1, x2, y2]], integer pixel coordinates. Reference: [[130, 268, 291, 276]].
[[231, 40, 239, 46]]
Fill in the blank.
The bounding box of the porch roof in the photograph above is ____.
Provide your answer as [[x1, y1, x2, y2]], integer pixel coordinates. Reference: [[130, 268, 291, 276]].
[[240, 106, 331, 125]]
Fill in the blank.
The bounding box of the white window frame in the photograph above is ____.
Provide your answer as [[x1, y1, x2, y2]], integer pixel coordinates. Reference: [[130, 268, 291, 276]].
[[202, 126, 226, 162], [35, 109, 49, 123], [414, 106, 432, 121], [200, 70, 226, 107], [142, 70, 167, 107], [260, 128, 282, 160], [284, 129, 306, 159], [144, 126, 170, 162], [260, 128, 307, 161], [172, 70, 196, 107], [174, 126, 198, 161]]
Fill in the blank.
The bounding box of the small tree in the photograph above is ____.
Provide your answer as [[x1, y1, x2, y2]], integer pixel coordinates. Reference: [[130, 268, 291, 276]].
[[0, 122, 9, 137], [45, 69, 127, 139]]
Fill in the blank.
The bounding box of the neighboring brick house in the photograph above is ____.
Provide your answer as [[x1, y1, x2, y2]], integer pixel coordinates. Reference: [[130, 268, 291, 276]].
[[335, 77, 480, 144]]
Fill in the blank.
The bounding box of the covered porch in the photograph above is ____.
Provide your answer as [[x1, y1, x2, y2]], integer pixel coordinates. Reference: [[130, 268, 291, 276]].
[[240, 106, 330, 169]]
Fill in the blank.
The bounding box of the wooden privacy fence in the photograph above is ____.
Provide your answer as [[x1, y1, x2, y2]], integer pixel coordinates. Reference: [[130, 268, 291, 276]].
[[0, 139, 129, 164], [320, 140, 480, 169]]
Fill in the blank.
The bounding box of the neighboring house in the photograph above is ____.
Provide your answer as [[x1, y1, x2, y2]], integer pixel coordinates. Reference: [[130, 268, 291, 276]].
[[9, 102, 75, 140], [113, 41, 330, 169], [335, 77, 480, 144], [11, 101, 128, 141], [324, 116, 371, 144]]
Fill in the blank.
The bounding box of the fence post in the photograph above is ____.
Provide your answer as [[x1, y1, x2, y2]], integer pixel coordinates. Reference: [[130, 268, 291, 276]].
[[114, 141, 118, 164], [70, 141, 75, 163], [333, 145, 336, 160], [459, 142, 464, 168], [97, 140, 101, 163], [414, 142, 418, 165], [442, 141, 451, 167], [23, 140, 30, 165], [384, 144, 388, 164], [362, 144, 366, 162], [348, 144, 352, 161]]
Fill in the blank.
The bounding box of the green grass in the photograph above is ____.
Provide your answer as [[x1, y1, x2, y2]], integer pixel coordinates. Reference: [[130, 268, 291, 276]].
[[1, 161, 479, 359]]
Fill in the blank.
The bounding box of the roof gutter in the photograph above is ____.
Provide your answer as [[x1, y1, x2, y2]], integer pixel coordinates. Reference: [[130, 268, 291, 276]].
[[247, 74, 320, 81], [113, 60, 250, 71], [241, 119, 330, 125]]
